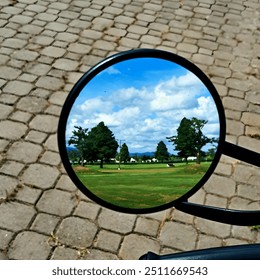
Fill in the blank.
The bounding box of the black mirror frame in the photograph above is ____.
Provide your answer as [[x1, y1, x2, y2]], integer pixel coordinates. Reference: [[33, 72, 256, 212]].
[[58, 49, 260, 225]]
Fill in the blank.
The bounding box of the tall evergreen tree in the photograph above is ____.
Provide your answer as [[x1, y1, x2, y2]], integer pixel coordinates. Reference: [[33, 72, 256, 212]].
[[155, 141, 169, 162], [87, 121, 118, 168], [120, 143, 130, 163]]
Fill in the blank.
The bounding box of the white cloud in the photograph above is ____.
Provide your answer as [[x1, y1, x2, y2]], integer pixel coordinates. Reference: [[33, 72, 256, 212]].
[[67, 70, 220, 153], [93, 106, 140, 128], [149, 72, 202, 112], [202, 123, 220, 138], [92, 113, 121, 127], [104, 66, 121, 75], [192, 96, 220, 124], [80, 97, 113, 114], [110, 86, 150, 109], [66, 117, 80, 142], [140, 118, 162, 132], [150, 89, 198, 111], [176, 71, 201, 87]]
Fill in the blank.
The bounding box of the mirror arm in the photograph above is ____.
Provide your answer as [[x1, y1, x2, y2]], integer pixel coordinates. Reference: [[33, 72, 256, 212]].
[[223, 141, 260, 167], [175, 201, 260, 226], [175, 142, 260, 226]]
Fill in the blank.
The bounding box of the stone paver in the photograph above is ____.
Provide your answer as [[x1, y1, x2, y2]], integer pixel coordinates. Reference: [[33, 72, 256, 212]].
[[8, 231, 51, 260], [0, 161, 24, 177], [0, 104, 13, 120], [0, 120, 27, 140], [21, 163, 59, 189], [134, 216, 160, 237], [51, 246, 79, 260], [29, 114, 59, 133], [0, 252, 8, 260], [0, 229, 13, 251], [98, 208, 136, 234], [36, 189, 75, 216], [0, 175, 18, 200], [195, 218, 232, 239], [94, 230, 122, 253], [196, 234, 222, 250], [36, 76, 64, 91], [6, 141, 42, 163], [160, 221, 197, 251], [30, 213, 60, 235], [74, 201, 100, 220], [56, 216, 98, 248], [0, 0, 259, 260], [82, 249, 118, 260], [119, 234, 160, 260], [0, 202, 36, 231]]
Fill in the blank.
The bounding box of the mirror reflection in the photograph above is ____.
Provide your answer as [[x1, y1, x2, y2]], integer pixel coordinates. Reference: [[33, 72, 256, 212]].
[[66, 58, 220, 209]]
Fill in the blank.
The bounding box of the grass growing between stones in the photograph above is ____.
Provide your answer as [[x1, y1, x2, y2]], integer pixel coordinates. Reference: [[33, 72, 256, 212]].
[[73, 162, 210, 209]]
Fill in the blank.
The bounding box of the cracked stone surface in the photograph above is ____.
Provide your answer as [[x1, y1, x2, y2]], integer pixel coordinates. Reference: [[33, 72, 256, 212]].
[[56, 216, 98, 248], [0, 0, 259, 260]]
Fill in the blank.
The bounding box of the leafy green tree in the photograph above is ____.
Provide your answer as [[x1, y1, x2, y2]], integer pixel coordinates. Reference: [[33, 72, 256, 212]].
[[167, 117, 215, 164], [120, 143, 130, 163], [167, 118, 195, 164], [190, 117, 218, 164], [155, 141, 169, 162], [67, 148, 79, 164], [206, 147, 217, 160], [87, 121, 118, 168], [68, 126, 89, 166]]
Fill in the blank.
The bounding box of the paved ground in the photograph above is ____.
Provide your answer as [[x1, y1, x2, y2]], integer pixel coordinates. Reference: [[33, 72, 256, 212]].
[[0, 0, 259, 260]]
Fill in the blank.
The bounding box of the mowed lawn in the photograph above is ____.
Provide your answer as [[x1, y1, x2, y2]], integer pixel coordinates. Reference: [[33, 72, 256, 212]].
[[73, 162, 210, 209]]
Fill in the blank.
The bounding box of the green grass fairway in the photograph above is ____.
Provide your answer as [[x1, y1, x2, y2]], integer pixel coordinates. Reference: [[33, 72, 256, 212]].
[[73, 162, 210, 209]]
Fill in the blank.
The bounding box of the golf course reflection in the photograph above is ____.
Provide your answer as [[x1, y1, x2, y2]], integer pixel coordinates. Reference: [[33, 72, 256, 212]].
[[65, 56, 220, 209], [72, 162, 210, 209]]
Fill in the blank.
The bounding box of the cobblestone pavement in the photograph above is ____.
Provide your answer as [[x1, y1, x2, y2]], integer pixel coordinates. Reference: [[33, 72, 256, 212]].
[[0, 0, 259, 260]]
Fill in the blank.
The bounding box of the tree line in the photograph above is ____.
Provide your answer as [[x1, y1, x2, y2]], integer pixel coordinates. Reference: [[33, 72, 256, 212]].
[[68, 117, 217, 168], [68, 121, 118, 168]]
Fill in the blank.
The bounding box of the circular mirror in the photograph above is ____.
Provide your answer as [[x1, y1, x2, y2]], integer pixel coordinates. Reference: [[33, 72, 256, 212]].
[[58, 49, 225, 214]]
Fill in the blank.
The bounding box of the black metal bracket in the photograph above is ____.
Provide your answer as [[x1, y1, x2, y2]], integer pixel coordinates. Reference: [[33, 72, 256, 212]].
[[175, 141, 260, 226]]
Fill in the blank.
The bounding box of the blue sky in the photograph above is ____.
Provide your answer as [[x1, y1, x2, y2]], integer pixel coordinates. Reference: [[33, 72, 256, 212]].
[[67, 58, 220, 154]]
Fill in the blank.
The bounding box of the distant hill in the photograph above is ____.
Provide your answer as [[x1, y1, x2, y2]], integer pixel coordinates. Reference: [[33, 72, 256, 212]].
[[129, 152, 155, 157], [67, 147, 154, 156]]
